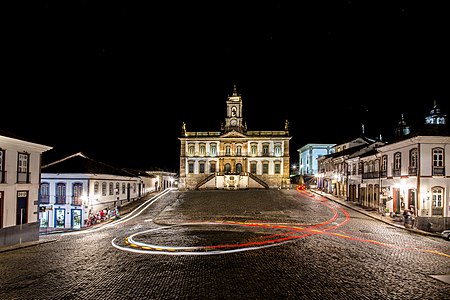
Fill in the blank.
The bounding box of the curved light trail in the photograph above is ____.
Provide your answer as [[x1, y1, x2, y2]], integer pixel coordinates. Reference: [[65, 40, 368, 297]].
[[78, 186, 447, 258]]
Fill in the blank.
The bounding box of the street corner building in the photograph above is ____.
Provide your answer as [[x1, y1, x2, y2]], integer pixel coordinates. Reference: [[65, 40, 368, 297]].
[[178, 85, 291, 190], [0, 130, 53, 247]]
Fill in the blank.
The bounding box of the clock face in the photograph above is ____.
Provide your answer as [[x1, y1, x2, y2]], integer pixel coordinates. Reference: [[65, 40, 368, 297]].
[[231, 119, 237, 126]]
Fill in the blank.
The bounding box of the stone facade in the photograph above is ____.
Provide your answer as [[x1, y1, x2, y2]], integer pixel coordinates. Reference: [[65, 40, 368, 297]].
[[179, 85, 291, 190]]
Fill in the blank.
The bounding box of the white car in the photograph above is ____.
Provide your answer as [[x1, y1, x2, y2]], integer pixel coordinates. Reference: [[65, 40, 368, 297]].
[[442, 230, 450, 241]]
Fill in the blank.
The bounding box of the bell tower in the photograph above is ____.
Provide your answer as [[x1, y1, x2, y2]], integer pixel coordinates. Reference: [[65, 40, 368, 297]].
[[223, 84, 246, 133]]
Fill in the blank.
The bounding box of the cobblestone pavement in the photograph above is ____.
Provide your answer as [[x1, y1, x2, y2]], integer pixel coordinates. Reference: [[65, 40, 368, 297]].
[[0, 188, 449, 300]]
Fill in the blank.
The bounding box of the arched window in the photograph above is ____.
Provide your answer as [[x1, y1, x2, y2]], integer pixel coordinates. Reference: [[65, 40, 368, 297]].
[[236, 163, 242, 173], [224, 163, 231, 173], [94, 182, 99, 195]]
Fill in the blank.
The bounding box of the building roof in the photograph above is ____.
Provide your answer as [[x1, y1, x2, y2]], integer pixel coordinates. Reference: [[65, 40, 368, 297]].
[[389, 123, 450, 143], [320, 143, 368, 159], [42, 152, 136, 177], [0, 129, 53, 150]]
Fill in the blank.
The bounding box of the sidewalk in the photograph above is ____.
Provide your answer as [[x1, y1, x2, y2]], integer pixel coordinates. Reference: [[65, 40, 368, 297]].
[[0, 191, 161, 253], [310, 189, 441, 238]]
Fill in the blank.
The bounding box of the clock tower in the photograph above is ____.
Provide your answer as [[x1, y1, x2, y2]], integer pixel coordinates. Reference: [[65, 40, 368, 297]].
[[223, 84, 246, 133]]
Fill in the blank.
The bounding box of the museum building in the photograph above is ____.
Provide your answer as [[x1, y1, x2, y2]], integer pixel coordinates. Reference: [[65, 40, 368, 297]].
[[178, 86, 291, 190]]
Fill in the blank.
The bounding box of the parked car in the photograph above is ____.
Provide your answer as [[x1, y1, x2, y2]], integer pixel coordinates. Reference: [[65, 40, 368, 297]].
[[442, 230, 450, 241]]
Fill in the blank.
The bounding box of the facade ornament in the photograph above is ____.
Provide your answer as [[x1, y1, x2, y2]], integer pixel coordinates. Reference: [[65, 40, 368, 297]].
[[284, 119, 289, 131], [182, 122, 187, 136]]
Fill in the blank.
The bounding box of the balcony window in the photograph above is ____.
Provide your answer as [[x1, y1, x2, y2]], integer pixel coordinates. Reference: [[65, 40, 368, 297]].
[[431, 186, 443, 216], [17, 153, 30, 184], [0, 149, 5, 183], [109, 182, 114, 195], [72, 183, 83, 206], [55, 183, 66, 204], [102, 182, 107, 196], [432, 148, 445, 176], [40, 182, 50, 204], [94, 182, 99, 195]]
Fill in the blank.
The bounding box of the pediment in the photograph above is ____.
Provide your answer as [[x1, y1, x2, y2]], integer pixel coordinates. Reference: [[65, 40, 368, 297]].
[[221, 130, 247, 138]]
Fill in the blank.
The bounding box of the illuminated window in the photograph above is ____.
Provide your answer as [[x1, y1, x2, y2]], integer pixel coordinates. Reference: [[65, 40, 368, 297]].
[[251, 144, 257, 156], [409, 148, 418, 168], [225, 145, 231, 155], [433, 148, 444, 167], [210, 143, 216, 156], [432, 187, 443, 207], [274, 144, 281, 156], [199, 143, 206, 156], [236, 145, 242, 156], [188, 143, 195, 156], [394, 152, 401, 170], [382, 155, 388, 171]]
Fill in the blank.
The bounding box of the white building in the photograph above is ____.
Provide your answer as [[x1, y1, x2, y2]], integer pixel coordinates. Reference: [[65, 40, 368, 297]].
[[298, 143, 335, 175], [40, 152, 154, 230], [0, 130, 52, 247], [317, 101, 450, 232]]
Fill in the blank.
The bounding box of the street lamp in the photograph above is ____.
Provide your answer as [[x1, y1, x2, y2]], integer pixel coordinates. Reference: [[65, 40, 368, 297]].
[[291, 164, 297, 174]]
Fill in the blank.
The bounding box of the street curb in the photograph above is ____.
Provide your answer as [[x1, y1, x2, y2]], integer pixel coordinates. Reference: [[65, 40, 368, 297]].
[[0, 238, 58, 253], [310, 190, 441, 238]]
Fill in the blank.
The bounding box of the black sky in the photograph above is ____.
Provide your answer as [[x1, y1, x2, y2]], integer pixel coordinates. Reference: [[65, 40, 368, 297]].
[[3, 1, 450, 171]]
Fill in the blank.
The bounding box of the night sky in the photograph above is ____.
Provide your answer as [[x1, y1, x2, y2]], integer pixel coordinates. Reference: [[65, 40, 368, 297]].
[[3, 1, 449, 171]]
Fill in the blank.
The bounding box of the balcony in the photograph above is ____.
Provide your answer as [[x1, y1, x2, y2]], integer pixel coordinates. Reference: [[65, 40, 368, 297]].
[[408, 167, 417, 176], [392, 169, 401, 177], [432, 167, 445, 176], [0, 170, 6, 183], [72, 196, 82, 206], [17, 172, 31, 184], [55, 196, 66, 205], [40, 195, 50, 204]]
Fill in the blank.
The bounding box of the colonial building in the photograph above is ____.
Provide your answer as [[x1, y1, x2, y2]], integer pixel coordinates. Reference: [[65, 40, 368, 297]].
[[178, 85, 291, 190], [316, 101, 450, 232], [298, 143, 335, 176], [0, 130, 52, 247], [40, 152, 155, 230]]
